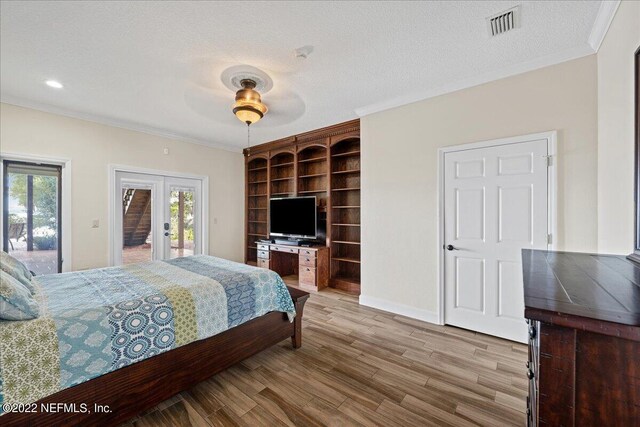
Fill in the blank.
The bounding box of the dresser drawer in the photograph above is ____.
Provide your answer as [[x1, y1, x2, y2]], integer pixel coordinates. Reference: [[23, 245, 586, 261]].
[[257, 258, 270, 269], [299, 255, 316, 267], [257, 250, 270, 259], [300, 249, 315, 257], [299, 266, 316, 286], [257, 244, 270, 251], [272, 246, 299, 255]]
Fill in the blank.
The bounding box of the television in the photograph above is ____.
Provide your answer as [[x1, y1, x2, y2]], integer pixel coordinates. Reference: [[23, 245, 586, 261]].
[[270, 196, 317, 239]]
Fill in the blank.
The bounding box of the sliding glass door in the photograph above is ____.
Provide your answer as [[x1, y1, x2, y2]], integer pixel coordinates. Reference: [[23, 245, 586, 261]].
[[2, 160, 62, 274], [113, 171, 202, 265]]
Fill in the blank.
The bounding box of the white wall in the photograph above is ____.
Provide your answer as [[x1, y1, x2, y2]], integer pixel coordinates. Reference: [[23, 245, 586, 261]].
[[361, 55, 598, 317], [0, 103, 245, 270], [597, 0, 640, 254]]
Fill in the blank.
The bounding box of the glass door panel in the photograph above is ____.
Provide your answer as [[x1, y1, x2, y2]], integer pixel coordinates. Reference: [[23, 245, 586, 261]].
[[165, 177, 202, 260], [121, 187, 154, 265], [169, 189, 195, 258], [3, 161, 62, 275]]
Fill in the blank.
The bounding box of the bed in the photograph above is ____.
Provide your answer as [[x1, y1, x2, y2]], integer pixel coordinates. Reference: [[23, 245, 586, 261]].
[[0, 255, 309, 426]]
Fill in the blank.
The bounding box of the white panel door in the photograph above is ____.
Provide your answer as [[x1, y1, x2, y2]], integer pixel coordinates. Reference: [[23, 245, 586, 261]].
[[444, 139, 548, 342]]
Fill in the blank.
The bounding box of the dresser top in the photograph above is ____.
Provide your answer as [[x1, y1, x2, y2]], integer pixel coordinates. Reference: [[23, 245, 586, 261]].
[[522, 249, 640, 326]]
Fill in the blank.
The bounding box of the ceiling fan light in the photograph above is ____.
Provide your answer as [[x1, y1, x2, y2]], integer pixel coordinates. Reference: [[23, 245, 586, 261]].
[[232, 79, 268, 125]]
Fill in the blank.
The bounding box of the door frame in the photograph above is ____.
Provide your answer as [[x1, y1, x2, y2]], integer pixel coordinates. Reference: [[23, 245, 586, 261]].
[[436, 131, 558, 326], [108, 164, 209, 266], [0, 152, 73, 272]]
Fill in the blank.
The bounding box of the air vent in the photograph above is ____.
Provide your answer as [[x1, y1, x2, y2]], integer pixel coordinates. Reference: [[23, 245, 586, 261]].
[[487, 6, 520, 37]]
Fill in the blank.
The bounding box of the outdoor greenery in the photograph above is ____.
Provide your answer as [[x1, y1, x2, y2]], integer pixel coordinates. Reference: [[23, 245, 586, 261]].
[[170, 191, 194, 243], [8, 173, 58, 229]]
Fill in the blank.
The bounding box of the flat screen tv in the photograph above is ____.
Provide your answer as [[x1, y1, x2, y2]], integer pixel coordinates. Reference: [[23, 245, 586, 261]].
[[270, 196, 317, 239]]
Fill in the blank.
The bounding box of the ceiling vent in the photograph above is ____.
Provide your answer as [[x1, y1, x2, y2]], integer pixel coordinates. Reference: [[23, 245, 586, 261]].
[[487, 5, 520, 37]]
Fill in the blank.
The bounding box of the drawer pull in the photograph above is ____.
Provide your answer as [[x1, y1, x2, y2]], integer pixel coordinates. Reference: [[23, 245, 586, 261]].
[[306, 258, 310, 262], [527, 369, 534, 380], [306, 268, 310, 271]]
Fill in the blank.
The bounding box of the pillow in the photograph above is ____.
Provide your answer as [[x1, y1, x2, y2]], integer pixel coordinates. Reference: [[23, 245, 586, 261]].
[[0, 270, 39, 320], [0, 251, 34, 294]]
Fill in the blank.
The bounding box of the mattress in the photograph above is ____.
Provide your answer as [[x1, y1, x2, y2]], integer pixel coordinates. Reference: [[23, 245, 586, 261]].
[[0, 255, 295, 412]]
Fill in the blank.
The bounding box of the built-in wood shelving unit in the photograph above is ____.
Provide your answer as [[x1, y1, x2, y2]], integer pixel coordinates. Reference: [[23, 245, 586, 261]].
[[244, 119, 361, 294], [246, 156, 269, 264], [330, 137, 361, 291]]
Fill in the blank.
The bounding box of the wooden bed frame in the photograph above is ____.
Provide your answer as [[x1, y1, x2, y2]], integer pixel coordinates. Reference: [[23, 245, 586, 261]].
[[1, 286, 309, 426]]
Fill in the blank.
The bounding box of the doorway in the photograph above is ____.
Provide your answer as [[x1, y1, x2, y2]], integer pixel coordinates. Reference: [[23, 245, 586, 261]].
[[439, 132, 556, 343], [112, 170, 204, 265], [2, 160, 62, 274]]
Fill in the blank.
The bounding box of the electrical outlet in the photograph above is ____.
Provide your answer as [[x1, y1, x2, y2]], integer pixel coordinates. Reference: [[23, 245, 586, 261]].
[[92, 219, 99, 228]]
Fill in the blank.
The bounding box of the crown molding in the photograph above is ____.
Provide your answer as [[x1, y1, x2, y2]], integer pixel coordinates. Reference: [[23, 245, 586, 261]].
[[0, 97, 243, 153], [355, 43, 596, 117], [588, 0, 621, 52]]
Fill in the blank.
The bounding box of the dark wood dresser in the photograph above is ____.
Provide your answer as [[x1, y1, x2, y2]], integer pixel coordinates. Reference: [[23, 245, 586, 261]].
[[522, 250, 640, 426]]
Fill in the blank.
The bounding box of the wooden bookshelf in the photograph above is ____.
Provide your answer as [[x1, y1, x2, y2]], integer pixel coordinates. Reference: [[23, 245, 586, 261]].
[[245, 156, 269, 263], [330, 137, 361, 291], [270, 151, 295, 198], [297, 144, 328, 210], [243, 119, 361, 294]]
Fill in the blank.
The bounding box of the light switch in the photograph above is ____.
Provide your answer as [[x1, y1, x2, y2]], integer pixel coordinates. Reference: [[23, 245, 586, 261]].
[[92, 219, 99, 228], [163, 148, 169, 155]]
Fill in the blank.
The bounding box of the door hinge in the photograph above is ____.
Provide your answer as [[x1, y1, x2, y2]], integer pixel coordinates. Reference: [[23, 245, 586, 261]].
[[543, 155, 552, 167], [547, 234, 553, 245]]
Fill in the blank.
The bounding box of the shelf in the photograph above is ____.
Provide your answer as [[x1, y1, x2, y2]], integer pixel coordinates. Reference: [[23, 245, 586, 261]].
[[248, 207, 267, 210], [248, 194, 268, 197], [271, 192, 293, 196], [246, 260, 257, 266], [270, 177, 294, 182], [332, 275, 361, 285], [271, 162, 294, 168], [332, 257, 361, 264], [249, 180, 268, 184], [332, 241, 361, 245], [331, 169, 360, 175], [332, 150, 360, 158], [248, 166, 267, 172], [248, 233, 268, 237], [248, 221, 266, 224], [299, 173, 327, 178], [332, 205, 361, 209], [298, 156, 327, 164], [248, 246, 257, 250], [332, 187, 360, 192], [332, 223, 361, 227], [298, 189, 327, 194]]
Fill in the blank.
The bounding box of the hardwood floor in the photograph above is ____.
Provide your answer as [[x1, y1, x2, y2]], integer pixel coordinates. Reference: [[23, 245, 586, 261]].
[[123, 289, 527, 427]]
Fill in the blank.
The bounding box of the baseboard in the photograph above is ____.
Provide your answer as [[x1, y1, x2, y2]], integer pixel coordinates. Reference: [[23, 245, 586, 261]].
[[358, 295, 440, 325]]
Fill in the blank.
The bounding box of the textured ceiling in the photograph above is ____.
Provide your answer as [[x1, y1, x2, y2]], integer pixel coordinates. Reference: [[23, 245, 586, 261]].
[[0, 1, 609, 151]]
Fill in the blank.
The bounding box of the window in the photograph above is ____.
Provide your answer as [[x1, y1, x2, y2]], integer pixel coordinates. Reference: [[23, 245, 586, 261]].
[[2, 160, 63, 274]]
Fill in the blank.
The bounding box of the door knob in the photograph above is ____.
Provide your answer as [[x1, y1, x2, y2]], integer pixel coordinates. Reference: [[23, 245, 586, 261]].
[[446, 244, 457, 251], [164, 232, 169, 237]]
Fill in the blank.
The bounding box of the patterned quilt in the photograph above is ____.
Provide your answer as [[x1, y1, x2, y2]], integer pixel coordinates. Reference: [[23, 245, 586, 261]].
[[0, 255, 295, 412]]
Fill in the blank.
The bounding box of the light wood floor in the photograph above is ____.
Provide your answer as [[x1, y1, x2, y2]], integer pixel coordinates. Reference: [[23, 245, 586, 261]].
[[123, 289, 528, 427]]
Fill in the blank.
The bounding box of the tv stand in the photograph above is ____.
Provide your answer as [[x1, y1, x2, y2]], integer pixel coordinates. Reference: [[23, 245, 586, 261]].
[[256, 243, 329, 292]]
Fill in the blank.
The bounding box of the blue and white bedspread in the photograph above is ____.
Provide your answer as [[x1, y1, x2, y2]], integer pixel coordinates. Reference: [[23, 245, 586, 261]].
[[0, 255, 295, 411]]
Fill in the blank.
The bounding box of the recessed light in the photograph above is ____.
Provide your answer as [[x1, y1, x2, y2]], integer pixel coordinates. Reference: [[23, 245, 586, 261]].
[[45, 80, 63, 89]]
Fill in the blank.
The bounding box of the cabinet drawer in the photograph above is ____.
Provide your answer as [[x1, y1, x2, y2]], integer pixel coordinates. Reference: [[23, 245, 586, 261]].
[[257, 258, 270, 269], [272, 246, 299, 255], [299, 255, 316, 267], [299, 266, 316, 286], [257, 244, 270, 251], [257, 250, 270, 259], [300, 249, 315, 257]]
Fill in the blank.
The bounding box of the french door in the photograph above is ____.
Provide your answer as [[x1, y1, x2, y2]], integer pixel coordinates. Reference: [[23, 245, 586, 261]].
[[443, 138, 549, 343], [113, 171, 203, 265]]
